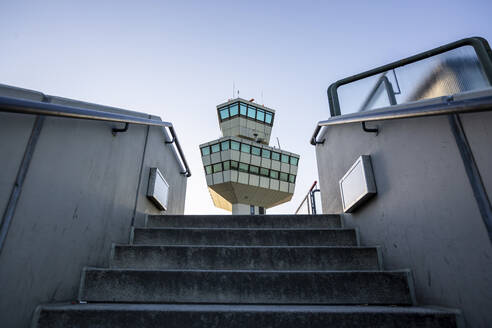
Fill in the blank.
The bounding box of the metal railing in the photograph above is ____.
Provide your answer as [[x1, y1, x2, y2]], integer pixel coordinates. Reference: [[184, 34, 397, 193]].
[[0, 95, 191, 177], [311, 37, 492, 145], [311, 91, 492, 145], [295, 181, 321, 214]]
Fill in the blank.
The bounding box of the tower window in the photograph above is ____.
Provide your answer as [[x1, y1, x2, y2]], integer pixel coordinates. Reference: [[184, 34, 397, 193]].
[[239, 163, 249, 173], [247, 106, 256, 119], [231, 140, 240, 150], [221, 140, 230, 150], [281, 154, 289, 163], [201, 146, 210, 156], [229, 104, 239, 117], [240, 103, 247, 115], [250, 165, 259, 174], [213, 163, 222, 173], [290, 157, 299, 166], [211, 144, 220, 153], [241, 143, 251, 153], [251, 146, 261, 156], [219, 108, 229, 120]]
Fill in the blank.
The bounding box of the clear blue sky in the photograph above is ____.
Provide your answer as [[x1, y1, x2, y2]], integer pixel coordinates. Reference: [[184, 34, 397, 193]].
[[1, 0, 491, 214]]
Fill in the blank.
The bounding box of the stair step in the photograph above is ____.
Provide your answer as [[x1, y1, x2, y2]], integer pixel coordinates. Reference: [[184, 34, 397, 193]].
[[131, 227, 359, 246], [146, 214, 342, 228], [110, 245, 382, 270], [79, 268, 415, 305], [34, 304, 462, 328]]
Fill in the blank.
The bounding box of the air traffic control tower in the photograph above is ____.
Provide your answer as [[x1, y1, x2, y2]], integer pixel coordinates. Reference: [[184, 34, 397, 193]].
[[200, 98, 300, 214]]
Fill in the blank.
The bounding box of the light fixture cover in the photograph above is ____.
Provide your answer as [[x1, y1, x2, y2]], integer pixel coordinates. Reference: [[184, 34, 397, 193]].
[[147, 167, 169, 211], [339, 155, 377, 213]]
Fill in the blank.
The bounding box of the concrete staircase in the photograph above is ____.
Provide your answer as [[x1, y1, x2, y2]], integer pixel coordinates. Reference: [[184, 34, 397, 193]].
[[32, 214, 462, 327]]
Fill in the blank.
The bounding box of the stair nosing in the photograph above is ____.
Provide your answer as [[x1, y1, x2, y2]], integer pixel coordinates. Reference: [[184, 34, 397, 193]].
[[133, 227, 354, 231], [112, 244, 379, 249], [83, 267, 409, 274]]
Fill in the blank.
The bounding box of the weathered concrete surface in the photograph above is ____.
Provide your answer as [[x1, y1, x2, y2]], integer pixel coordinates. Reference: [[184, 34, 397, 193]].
[[315, 113, 492, 327], [34, 304, 463, 328], [146, 214, 342, 228], [0, 85, 188, 328], [110, 245, 382, 270], [131, 227, 359, 246], [79, 268, 414, 305]]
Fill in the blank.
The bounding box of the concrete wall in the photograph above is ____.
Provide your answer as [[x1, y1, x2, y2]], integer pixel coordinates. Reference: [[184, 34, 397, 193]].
[[0, 85, 187, 327], [315, 112, 492, 328]]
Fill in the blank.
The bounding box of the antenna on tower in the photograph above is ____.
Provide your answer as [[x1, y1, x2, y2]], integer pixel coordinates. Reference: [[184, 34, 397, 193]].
[[232, 81, 235, 99], [237, 90, 240, 98], [276, 137, 281, 149]]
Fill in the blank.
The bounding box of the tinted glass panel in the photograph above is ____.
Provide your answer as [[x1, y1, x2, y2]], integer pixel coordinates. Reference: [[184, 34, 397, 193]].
[[223, 161, 230, 171], [247, 106, 256, 119], [213, 163, 222, 173], [219, 108, 229, 120], [281, 154, 289, 163], [239, 163, 249, 172], [271, 152, 280, 161], [336, 46, 491, 116], [270, 170, 279, 179], [262, 149, 271, 159], [201, 146, 210, 156], [205, 165, 212, 175], [256, 110, 265, 122], [229, 104, 239, 116], [211, 144, 220, 153], [230, 160, 239, 169], [250, 165, 259, 174], [280, 172, 288, 182], [290, 157, 299, 166], [241, 143, 251, 153], [265, 112, 273, 124], [260, 168, 269, 176], [289, 174, 296, 183], [251, 146, 261, 156], [221, 140, 229, 150], [231, 141, 240, 150], [240, 103, 247, 115]]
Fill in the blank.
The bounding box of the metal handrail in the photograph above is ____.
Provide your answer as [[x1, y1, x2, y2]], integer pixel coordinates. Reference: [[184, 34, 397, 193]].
[[311, 92, 492, 145], [295, 181, 318, 214], [311, 37, 492, 145], [0, 95, 191, 177], [327, 37, 492, 117]]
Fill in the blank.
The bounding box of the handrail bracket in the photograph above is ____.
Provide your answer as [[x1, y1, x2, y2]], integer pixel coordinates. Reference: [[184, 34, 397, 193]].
[[361, 121, 379, 135], [112, 122, 129, 136]]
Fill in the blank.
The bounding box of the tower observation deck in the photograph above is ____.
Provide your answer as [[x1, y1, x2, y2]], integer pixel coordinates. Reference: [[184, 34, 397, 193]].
[[200, 98, 299, 214]]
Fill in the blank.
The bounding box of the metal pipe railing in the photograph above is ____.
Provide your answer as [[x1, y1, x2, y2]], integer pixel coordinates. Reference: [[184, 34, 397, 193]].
[[295, 181, 318, 215], [311, 93, 492, 145], [0, 95, 191, 177]]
